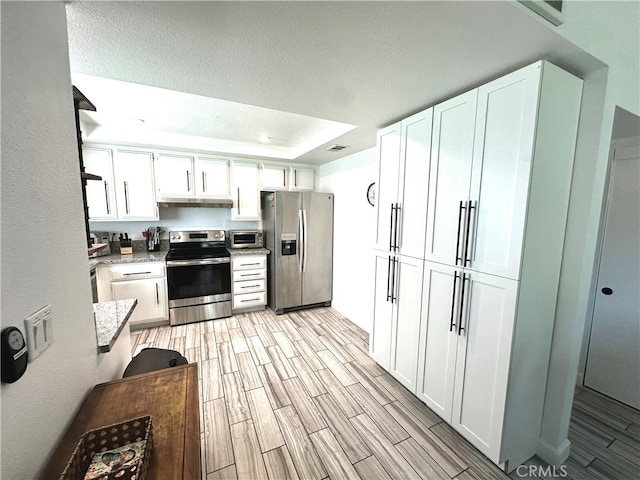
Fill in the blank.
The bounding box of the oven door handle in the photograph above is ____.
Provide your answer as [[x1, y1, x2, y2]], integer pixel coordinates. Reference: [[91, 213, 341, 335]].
[[167, 258, 231, 266]]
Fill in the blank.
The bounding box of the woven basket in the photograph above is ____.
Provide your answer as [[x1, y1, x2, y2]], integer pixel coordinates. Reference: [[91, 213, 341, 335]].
[[60, 415, 153, 480]]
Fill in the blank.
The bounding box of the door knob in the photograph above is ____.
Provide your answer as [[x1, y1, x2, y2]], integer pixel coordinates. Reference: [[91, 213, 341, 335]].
[[601, 287, 613, 295]]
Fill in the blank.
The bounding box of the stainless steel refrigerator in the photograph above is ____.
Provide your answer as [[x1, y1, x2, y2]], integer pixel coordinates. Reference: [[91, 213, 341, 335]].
[[262, 191, 334, 313]]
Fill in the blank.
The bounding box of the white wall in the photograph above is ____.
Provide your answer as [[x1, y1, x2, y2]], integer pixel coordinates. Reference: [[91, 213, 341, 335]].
[[530, 0, 640, 466], [1, 3, 101, 477], [90, 206, 259, 241], [317, 148, 377, 332]]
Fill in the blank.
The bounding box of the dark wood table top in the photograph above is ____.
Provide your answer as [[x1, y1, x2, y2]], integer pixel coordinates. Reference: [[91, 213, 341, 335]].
[[42, 363, 200, 479]]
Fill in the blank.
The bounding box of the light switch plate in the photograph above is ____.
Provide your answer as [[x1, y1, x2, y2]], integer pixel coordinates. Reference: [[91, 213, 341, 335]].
[[24, 304, 53, 362]]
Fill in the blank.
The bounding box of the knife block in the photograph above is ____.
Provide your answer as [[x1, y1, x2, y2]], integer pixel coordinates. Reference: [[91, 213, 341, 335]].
[[119, 240, 132, 255]]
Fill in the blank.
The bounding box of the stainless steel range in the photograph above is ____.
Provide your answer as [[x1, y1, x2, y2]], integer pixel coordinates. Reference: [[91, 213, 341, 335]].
[[166, 230, 231, 326]]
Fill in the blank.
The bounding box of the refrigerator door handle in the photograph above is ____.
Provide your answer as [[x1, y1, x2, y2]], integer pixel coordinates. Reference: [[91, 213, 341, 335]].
[[302, 209, 308, 272], [298, 209, 304, 273]]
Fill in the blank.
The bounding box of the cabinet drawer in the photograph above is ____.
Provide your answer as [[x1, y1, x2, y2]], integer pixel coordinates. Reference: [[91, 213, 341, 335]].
[[232, 268, 265, 282], [109, 263, 165, 281], [233, 291, 266, 309], [234, 278, 265, 295], [232, 255, 266, 270]]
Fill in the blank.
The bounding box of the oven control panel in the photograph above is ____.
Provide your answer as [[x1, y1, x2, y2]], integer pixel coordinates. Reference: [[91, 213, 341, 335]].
[[169, 230, 226, 243]]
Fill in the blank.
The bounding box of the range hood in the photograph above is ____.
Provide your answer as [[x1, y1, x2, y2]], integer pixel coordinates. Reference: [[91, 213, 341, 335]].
[[157, 197, 234, 208]]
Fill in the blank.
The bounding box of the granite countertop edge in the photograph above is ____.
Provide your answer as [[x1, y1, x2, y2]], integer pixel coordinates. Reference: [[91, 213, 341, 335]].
[[93, 298, 138, 353], [90, 250, 168, 268], [227, 247, 271, 256]]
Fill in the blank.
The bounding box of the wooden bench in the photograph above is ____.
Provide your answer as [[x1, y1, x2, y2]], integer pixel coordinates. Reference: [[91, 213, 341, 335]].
[[42, 363, 200, 479]]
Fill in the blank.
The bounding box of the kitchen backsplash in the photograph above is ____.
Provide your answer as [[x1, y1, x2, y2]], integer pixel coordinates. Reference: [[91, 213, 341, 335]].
[[90, 206, 260, 240]]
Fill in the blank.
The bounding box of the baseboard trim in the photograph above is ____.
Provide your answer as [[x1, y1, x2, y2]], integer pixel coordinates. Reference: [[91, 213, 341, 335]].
[[537, 437, 571, 466]]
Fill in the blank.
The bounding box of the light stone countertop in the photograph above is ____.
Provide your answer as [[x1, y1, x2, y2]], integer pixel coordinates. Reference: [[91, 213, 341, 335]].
[[227, 247, 270, 256], [93, 250, 168, 264], [93, 298, 137, 353]]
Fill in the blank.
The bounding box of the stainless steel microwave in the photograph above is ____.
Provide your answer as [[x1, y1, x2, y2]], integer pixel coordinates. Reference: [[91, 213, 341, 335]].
[[228, 230, 264, 249]]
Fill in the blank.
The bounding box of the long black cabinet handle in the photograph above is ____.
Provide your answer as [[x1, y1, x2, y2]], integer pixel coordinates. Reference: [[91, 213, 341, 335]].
[[393, 203, 401, 252], [388, 204, 395, 251], [104, 181, 110, 214], [237, 187, 241, 215], [155, 283, 160, 305], [386, 256, 392, 302], [455, 201, 466, 265], [450, 271, 460, 332], [391, 257, 398, 303], [186, 170, 191, 192], [458, 273, 470, 336], [464, 201, 476, 266]]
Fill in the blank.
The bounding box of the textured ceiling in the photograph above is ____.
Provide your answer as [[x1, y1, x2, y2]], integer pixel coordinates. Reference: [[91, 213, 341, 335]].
[[66, 1, 603, 165]]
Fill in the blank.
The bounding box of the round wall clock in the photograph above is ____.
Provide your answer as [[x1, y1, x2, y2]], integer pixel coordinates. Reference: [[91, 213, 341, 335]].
[[367, 182, 376, 207]]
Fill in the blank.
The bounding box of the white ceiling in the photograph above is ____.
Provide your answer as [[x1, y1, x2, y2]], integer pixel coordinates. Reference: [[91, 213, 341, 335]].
[[66, 1, 604, 165]]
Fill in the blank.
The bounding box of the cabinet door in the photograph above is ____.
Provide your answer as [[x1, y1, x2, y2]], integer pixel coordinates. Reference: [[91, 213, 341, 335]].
[[424, 90, 477, 265], [261, 164, 289, 190], [112, 278, 168, 325], [388, 255, 424, 392], [370, 251, 395, 369], [374, 122, 402, 252], [467, 65, 540, 279], [397, 108, 432, 259], [196, 157, 229, 197], [155, 153, 194, 197], [290, 167, 314, 191], [416, 261, 460, 420], [231, 162, 260, 221], [84, 147, 118, 220], [113, 150, 158, 220], [451, 271, 517, 461]]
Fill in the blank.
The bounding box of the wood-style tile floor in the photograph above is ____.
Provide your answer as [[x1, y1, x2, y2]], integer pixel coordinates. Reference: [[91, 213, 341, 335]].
[[130, 307, 639, 480]]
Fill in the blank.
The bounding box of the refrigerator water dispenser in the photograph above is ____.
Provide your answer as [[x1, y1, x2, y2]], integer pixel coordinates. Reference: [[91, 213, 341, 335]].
[[281, 233, 297, 256]]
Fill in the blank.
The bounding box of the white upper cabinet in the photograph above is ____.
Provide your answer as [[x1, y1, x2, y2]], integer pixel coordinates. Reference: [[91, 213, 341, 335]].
[[155, 153, 194, 197], [84, 146, 118, 220], [289, 166, 314, 191], [261, 163, 289, 190], [195, 157, 229, 198], [261, 164, 315, 191], [424, 91, 477, 266], [466, 66, 541, 279], [112, 149, 158, 220], [231, 162, 260, 221], [374, 108, 432, 259], [374, 123, 402, 252]]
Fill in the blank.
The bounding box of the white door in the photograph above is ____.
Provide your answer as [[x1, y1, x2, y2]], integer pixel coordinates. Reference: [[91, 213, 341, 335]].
[[370, 251, 395, 370], [196, 157, 229, 197], [388, 255, 424, 391], [113, 150, 158, 220], [231, 162, 260, 221], [416, 261, 460, 419], [467, 64, 540, 280], [397, 108, 432, 259], [155, 153, 194, 197], [84, 147, 117, 220], [451, 271, 517, 462], [112, 279, 167, 325], [374, 122, 401, 252], [585, 139, 640, 409], [424, 90, 477, 266]]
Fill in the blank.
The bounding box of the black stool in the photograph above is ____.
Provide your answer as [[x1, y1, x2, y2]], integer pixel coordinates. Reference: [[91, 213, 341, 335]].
[[123, 347, 188, 378]]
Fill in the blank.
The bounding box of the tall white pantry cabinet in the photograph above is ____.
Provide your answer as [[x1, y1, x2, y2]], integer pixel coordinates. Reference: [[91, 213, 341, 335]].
[[370, 60, 583, 472]]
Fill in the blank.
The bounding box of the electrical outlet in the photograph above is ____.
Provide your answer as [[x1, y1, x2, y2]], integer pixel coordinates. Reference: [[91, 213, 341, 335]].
[[24, 304, 53, 362]]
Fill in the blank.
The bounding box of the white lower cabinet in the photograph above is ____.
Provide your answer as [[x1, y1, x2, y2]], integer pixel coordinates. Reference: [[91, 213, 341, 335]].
[[416, 261, 517, 462], [99, 262, 168, 328], [231, 255, 267, 313], [370, 251, 423, 392]]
